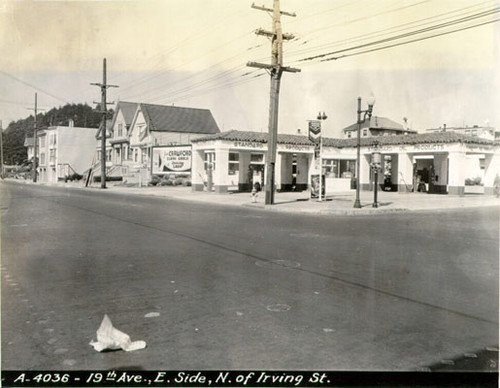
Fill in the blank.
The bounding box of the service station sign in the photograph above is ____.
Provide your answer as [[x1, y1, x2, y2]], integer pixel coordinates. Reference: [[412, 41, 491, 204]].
[[152, 145, 192, 174]]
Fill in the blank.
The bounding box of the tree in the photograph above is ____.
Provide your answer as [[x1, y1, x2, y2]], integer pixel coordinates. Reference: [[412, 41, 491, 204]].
[[2, 103, 109, 166]]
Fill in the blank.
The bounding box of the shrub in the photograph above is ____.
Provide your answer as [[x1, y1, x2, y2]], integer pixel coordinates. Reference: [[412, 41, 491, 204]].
[[149, 175, 161, 186], [465, 177, 482, 186]]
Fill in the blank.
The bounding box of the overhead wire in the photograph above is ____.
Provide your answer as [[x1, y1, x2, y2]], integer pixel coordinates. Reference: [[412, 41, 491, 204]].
[[317, 16, 499, 62], [296, 6, 499, 63], [285, 1, 493, 61], [0, 71, 70, 104]]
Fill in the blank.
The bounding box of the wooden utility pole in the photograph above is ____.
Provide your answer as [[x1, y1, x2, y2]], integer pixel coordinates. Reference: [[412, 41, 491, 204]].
[[0, 120, 3, 178], [91, 58, 118, 189], [28, 93, 39, 182], [248, 0, 300, 205]]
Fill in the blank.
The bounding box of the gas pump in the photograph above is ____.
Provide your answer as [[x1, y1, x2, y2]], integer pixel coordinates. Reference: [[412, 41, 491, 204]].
[[371, 151, 382, 208]]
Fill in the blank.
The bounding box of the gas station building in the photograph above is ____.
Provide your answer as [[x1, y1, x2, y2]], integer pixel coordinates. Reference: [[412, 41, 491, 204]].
[[190, 130, 500, 196]]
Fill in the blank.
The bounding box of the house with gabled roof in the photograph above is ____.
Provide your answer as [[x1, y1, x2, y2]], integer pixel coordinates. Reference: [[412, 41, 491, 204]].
[[108, 101, 138, 167], [126, 102, 220, 182], [343, 116, 417, 138]]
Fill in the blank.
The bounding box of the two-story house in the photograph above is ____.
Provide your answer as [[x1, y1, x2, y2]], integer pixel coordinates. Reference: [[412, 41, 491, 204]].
[[108, 101, 138, 170], [126, 103, 220, 181], [343, 116, 416, 138]]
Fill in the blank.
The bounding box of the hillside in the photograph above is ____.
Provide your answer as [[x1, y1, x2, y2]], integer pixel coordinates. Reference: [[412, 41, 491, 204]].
[[2, 103, 112, 165]]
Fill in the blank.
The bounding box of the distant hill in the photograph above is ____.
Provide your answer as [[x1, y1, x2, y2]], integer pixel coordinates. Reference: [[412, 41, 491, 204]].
[[2, 103, 113, 165]]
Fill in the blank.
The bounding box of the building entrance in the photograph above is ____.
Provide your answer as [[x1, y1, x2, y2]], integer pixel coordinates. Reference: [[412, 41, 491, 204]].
[[247, 164, 264, 192]]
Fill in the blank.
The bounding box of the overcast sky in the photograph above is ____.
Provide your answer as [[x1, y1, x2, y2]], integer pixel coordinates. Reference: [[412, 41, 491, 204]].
[[0, 0, 498, 137]]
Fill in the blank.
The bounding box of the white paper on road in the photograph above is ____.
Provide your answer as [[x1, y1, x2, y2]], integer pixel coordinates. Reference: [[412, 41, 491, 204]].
[[89, 314, 146, 352]]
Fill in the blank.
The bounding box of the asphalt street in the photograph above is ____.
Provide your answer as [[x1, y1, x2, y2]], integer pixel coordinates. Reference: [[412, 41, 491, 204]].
[[1, 181, 498, 371]]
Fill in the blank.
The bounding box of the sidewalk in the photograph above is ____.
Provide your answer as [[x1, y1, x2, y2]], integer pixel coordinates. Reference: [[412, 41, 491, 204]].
[[87, 182, 500, 216], [5, 179, 500, 215]]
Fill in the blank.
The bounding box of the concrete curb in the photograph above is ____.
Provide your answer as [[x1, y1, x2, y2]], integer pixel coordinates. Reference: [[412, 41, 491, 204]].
[[2, 179, 499, 216]]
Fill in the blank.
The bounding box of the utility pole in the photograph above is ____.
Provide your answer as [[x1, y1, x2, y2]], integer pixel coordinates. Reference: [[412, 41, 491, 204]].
[[0, 120, 3, 179], [91, 58, 118, 189], [28, 93, 39, 182], [248, 0, 300, 205]]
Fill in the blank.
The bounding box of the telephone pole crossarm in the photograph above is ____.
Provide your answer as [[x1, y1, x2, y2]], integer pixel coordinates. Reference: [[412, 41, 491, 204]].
[[251, 2, 296, 16], [254, 28, 295, 40]]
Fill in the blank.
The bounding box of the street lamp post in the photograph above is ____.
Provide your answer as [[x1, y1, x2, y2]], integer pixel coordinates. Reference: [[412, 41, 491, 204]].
[[354, 94, 375, 209], [317, 111, 327, 202]]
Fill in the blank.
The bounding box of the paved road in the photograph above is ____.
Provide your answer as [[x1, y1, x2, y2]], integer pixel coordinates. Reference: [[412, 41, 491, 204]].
[[1, 181, 498, 371]]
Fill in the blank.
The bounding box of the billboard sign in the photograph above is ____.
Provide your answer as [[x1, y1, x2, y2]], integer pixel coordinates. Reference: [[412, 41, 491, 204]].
[[152, 145, 192, 174]]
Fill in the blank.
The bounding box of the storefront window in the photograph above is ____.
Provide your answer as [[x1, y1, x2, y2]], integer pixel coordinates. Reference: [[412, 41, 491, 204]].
[[322, 159, 356, 178], [228, 152, 239, 175], [322, 159, 338, 177]]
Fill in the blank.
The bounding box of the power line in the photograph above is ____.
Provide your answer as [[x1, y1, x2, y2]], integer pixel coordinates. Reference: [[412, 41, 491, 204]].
[[297, 6, 499, 63], [318, 17, 499, 63], [285, 1, 493, 61], [0, 71, 70, 104]]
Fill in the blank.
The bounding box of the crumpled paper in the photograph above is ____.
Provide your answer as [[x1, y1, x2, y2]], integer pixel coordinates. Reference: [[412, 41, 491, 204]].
[[89, 314, 146, 352]]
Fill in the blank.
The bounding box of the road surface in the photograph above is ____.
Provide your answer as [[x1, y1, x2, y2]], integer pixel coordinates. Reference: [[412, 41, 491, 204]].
[[1, 181, 498, 371]]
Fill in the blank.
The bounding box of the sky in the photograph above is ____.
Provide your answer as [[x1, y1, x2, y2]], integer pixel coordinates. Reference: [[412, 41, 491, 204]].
[[0, 0, 498, 138]]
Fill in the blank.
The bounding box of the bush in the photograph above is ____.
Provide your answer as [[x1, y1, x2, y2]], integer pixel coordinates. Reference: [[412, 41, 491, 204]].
[[465, 177, 482, 186], [149, 175, 161, 186]]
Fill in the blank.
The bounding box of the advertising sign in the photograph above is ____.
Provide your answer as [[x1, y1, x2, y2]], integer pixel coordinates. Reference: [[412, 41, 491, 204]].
[[310, 174, 326, 198], [152, 146, 192, 174], [308, 120, 321, 144]]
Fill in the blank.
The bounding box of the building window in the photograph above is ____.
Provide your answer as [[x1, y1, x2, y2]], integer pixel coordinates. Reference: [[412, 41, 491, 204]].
[[250, 153, 264, 164], [322, 159, 356, 178], [118, 123, 123, 137], [49, 134, 57, 145], [107, 149, 112, 162], [322, 159, 338, 177], [204, 151, 216, 171], [228, 152, 239, 175], [363, 129, 368, 137], [40, 153, 46, 165], [49, 149, 56, 165], [347, 132, 352, 138]]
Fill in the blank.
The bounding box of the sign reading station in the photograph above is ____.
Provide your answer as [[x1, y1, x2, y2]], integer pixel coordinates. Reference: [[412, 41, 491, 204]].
[[152, 146, 192, 174]]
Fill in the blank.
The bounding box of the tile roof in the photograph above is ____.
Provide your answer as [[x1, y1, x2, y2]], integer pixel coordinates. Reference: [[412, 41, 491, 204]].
[[192, 130, 496, 148], [138, 103, 220, 134]]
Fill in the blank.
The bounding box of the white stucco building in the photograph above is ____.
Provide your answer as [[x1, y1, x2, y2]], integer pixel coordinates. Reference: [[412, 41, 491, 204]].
[[33, 125, 98, 183], [190, 130, 500, 196]]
